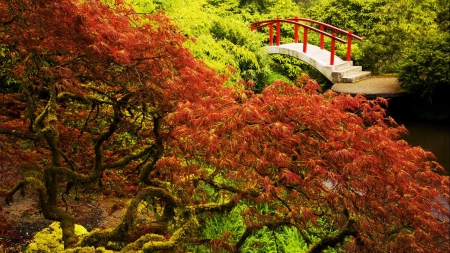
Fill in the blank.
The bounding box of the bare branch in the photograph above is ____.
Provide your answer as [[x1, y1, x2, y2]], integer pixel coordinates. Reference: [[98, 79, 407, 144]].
[[105, 145, 156, 169], [0, 128, 38, 140]]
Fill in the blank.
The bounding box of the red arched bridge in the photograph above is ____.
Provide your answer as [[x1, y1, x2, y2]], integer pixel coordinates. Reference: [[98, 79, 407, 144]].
[[251, 17, 371, 84]]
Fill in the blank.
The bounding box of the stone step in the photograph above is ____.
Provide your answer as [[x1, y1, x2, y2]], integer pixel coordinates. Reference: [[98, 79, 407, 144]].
[[334, 66, 362, 76], [341, 71, 372, 83], [331, 66, 363, 83], [333, 61, 353, 71]]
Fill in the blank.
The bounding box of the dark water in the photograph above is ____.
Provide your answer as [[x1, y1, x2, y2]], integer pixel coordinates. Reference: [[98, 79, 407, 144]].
[[387, 96, 450, 174], [397, 119, 450, 174]]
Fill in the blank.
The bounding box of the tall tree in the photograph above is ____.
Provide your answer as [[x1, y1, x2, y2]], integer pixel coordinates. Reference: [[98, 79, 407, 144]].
[[307, 0, 439, 74], [397, 0, 450, 120], [1, 0, 449, 252], [239, 0, 268, 10], [0, 0, 226, 248]]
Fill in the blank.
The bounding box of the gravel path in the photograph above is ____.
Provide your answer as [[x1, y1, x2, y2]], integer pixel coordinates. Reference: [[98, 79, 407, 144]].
[[331, 75, 405, 98]]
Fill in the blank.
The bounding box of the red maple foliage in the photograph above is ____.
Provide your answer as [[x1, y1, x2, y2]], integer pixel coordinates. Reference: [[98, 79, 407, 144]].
[[1, 0, 449, 252]]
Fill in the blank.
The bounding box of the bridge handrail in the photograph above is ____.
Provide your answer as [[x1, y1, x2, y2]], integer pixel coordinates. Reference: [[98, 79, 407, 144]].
[[250, 17, 363, 65], [253, 18, 363, 41], [251, 20, 347, 43]]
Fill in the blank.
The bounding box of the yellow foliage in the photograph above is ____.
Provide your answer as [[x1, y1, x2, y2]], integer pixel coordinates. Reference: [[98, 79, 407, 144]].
[[25, 222, 88, 253]]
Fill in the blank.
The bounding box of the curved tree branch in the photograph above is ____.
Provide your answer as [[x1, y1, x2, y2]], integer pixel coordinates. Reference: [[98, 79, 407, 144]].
[[105, 145, 156, 169], [305, 213, 357, 253], [236, 216, 292, 252], [78, 185, 181, 247], [1, 177, 47, 205], [139, 116, 164, 185]]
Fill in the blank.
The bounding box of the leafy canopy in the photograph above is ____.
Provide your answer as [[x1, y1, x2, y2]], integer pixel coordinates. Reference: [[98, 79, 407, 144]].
[[397, 0, 450, 120], [308, 0, 439, 74]]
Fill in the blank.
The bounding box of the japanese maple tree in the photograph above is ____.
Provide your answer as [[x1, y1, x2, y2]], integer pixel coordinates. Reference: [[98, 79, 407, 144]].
[[1, 0, 449, 252]]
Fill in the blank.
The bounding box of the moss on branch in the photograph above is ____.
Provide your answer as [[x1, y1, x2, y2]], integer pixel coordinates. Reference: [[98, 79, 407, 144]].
[[186, 199, 238, 215], [120, 234, 165, 252], [0, 128, 38, 140], [93, 96, 130, 170], [142, 216, 199, 252], [31, 104, 49, 132], [1, 177, 47, 205], [105, 145, 156, 169], [57, 92, 112, 105], [201, 177, 260, 198], [305, 215, 357, 253], [1, 176, 78, 248], [235, 216, 292, 251], [78, 186, 181, 248], [139, 117, 163, 185]]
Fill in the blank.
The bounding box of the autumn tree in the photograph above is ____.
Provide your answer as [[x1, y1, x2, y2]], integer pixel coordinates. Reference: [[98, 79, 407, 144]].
[[0, 0, 228, 249], [1, 0, 449, 252]]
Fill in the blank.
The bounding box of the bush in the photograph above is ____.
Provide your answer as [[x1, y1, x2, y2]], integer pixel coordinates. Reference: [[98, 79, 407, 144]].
[[397, 34, 450, 121], [398, 34, 450, 101]]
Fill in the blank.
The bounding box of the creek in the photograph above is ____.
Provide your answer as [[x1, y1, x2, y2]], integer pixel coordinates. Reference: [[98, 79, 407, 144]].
[[387, 96, 450, 220], [397, 119, 450, 174], [387, 96, 450, 174]]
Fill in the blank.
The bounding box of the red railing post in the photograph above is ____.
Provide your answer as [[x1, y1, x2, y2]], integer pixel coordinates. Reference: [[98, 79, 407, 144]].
[[276, 17, 281, 46], [346, 30, 353, 61], [330, 33, 336, 65], [303, 26, 308, 53], [320, 24, 325, 50], [269, 24, 273, 46], [294, 16, 299, 43], [250, 19, 363, 66]]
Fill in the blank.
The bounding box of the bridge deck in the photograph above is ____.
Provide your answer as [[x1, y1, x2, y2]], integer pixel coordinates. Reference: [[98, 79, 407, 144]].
[[266, 43, 371, 83], [266, 43, 404, 97], [266, 43, 344, 82]]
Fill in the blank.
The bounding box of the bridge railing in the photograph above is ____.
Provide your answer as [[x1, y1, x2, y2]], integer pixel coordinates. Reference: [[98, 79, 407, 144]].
[[250, 17, 363, 65]]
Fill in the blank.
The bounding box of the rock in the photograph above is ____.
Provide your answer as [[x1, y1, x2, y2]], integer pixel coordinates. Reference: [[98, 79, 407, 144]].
[[24, 222, 88, 253]]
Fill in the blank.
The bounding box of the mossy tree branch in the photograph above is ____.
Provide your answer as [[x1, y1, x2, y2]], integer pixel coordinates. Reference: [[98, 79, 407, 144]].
[[1, 177, 47, 205], [78, 186, 181, 247], [0, 129, 38, 140], [105, 144, 157, 169], [37, 86, 80, 248], [200, 176, 261, 198], [305, 214, 358, 253], [77, 183, 239, 249], [139, 116, 164, 185], [235, 216, 292, 252], [93, 102, 122, 171], [57, 92, 113, 106], [142, 216, 199, 252], [185, 198, 239, 215]]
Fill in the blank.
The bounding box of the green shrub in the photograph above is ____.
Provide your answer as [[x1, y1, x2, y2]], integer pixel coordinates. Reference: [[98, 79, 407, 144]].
[[398, 34, 450, 103]]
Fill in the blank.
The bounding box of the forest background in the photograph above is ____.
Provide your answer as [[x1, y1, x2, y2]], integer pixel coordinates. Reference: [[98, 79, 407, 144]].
[[132, 0, 449, 121]]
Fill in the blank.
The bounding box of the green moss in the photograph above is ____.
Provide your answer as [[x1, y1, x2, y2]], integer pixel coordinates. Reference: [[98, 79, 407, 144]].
[[142, 216, 199, 251], [25, 222, 88, 253], [63, 246, 115, 253], [77, 227, 115, 247]]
